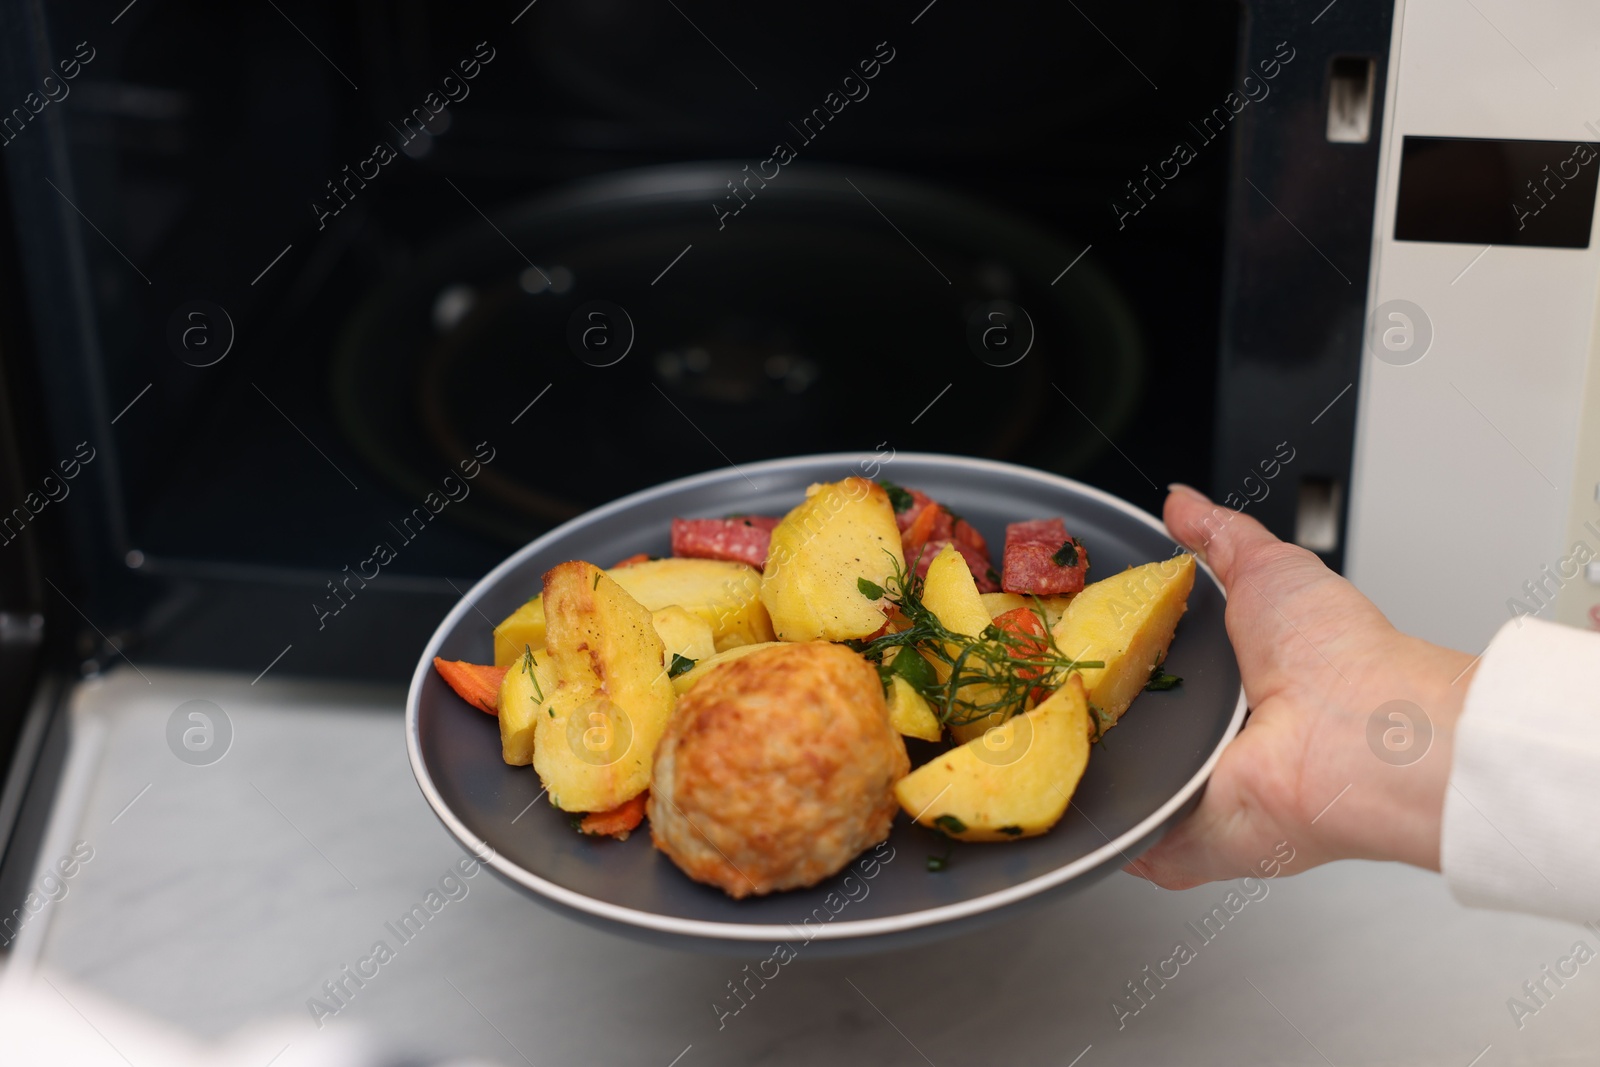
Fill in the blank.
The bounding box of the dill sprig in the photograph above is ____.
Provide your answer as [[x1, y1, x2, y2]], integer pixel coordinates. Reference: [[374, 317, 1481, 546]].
[[521, 644, 545, 703], [848, 555, 1103, 728]]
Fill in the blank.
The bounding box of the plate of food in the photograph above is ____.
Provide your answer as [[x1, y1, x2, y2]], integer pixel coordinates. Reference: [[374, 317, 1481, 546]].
[[406, 453, 1244, 953]]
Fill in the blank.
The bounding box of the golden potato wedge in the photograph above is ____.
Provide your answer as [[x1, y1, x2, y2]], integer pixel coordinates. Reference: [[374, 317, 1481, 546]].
[[497, 648, 557, 766], [609, 558, 774, 652], [1050, 554, 1195, 737], [651, 605, 716, 669], [534, 561, 677, 812], [979, 591, 1029, 618], [981, 591, 1075, 629], [923, 544, 1007, 744], [923, 543, 992, 639], [493, 596, 547, 666], [760, 477, 904, 642], [894, 675, 1092, 841], [886, 675, 942, 742], [670, 641, 783, 695]]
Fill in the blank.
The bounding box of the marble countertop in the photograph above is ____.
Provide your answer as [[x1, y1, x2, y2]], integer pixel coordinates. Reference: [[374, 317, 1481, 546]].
[[2, 666, 1596, 1066]]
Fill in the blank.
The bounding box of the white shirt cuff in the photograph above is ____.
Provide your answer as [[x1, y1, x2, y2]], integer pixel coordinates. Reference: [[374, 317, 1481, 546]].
[[1442, 616, 1600, 924]]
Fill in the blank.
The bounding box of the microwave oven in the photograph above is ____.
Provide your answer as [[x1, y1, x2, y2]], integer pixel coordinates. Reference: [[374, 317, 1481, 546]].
[[3, 0, 1594, 926]]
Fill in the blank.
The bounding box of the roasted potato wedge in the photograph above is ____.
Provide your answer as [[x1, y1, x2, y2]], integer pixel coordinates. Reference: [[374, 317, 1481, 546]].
[[894, 675, 1092, 841], [534, 561, 677, 812], [498, 559, 772, 664], [923, 542, 992, 638], [979, 591, 1029, 618], [670, 641, 783, 695], [493, 596, 547, 666], [886, 674, 942, 742], [980, 591, 1075, 629], [760, 477, 905, 642], [497, 648, 557, 766], [651, 605, 717, 668], [923, 543, 1008, 744], [1051, 554, 1195, 737], [609, 558, 774, 652]]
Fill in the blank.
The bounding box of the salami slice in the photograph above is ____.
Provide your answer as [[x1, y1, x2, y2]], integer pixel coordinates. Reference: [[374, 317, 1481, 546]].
[[671, 517, 780, 568], [882, 483, 1000, 592], [893, 487, 938, 533], [1002, 519, 1088, 595]]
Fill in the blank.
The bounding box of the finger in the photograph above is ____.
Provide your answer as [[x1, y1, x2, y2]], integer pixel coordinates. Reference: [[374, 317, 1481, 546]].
[[1162, 484, 1287, 593], [1118, 799, 1244, 890]]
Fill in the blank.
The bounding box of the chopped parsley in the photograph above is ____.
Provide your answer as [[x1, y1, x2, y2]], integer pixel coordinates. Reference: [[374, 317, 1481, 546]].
[[857, 576, 885, 600], [933, 814, 967, 835], [668, 653, 697, 678], [1146, 665, 1183, 691], [998, 825, 1024, 837], [890, 647, 936, 690], [927, 831, 954, 872], [878, 480, 915, 513], [1051, 538, 1080, 568]]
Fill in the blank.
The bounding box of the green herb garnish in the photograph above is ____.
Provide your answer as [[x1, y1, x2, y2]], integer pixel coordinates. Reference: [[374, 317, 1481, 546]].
[[857, 576, 885, 600], [934, 814, 967, 835], [847, 554, 1103, 729], [927, 831, 954, 871], [1146, 665, 1182, 691], [1051, 538, 1080, 568], [668, 653, 696, 678], [879, 480, 915, 513], [998, 825, 1024, 836], [522, 644, 546, 702], [889, 647, 937, 690], [568, 813, 585, 831], [593, 572, 602, 590], [1089, 702, 1114, 741]]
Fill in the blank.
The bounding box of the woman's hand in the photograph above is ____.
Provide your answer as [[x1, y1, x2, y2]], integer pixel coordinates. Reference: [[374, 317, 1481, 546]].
[[1125, 485, 1478, 888]]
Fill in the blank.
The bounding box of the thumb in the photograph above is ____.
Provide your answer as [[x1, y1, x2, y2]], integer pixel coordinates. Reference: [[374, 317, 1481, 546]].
[[1163, 483, 1389, 695], [1163, 484, 1293, 595]]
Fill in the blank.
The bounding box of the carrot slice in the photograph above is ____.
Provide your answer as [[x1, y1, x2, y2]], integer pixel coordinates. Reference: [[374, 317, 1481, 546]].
[[953, 518, 989, 556], [992, 607, 1049, 684], [902, 503, 946, 569], [579, 792, 649, 839], [612, 552, 652, 568], [432, 657, 508, 715]]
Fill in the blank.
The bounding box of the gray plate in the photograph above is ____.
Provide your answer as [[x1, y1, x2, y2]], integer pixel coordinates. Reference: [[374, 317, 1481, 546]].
[[406, 453, 1245, 955]]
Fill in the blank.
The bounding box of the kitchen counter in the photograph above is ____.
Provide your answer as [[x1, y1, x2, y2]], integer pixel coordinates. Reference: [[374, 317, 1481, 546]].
[[3, 667, 1596, 1065]]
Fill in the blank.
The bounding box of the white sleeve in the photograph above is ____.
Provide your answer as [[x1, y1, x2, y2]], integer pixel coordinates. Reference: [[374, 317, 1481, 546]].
[[1442, 615, 1600, 924]]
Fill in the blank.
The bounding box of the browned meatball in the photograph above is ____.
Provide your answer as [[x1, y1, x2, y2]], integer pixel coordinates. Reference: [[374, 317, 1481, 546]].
[[649, 641, 909, 898]]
